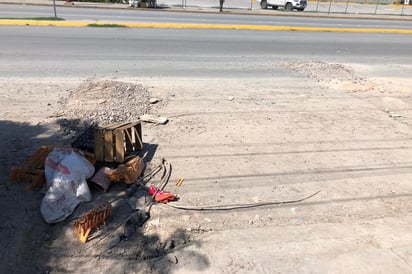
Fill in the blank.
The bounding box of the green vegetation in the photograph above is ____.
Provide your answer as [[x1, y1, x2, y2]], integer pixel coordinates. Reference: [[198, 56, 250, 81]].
[[87, 23, 128, 27]]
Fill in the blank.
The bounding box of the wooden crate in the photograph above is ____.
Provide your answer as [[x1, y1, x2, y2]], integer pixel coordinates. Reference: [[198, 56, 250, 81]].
[[94, 122, 143, 163]]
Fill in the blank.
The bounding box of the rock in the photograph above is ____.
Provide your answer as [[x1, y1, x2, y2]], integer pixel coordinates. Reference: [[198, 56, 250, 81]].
[[140, 114, 168, 125], [389, 112, 402, 118], [149, 98, 160, 104], [166, 254, 178, 264], [123, 218, 137, 240], [228, 96, 234, 101], [133, 209, 150, 227]]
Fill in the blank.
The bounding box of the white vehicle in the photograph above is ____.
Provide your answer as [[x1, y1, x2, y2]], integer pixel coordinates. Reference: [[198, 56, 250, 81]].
[[257, 0, 307, 11]]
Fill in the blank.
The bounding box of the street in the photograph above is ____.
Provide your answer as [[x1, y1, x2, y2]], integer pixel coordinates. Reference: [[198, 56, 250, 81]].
[[1, 26, 412, 78]]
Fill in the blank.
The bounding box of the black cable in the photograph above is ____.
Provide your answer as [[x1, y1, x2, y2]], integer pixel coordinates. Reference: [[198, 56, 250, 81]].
[[165, 190, 320, 211]]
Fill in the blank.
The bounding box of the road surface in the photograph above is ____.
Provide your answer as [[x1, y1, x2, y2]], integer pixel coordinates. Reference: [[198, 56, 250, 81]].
[[1, 26, 412, 78]]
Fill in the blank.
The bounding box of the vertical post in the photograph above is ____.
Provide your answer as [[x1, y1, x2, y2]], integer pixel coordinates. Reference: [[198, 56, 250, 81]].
[[344, 0, 349, 13], [328, 0, 332, 14], [250, 0, 253, 10], [315, 0, 320, 12], [374, 0, 380, 14], [53, 0, 57, 18], [401, 2, 405, 15]]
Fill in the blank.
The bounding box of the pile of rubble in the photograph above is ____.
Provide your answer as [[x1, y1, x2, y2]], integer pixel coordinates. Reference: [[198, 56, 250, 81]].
[[11, 121, 178, 244], [56, 79, 152, 136], [286, 61, 366, 83]]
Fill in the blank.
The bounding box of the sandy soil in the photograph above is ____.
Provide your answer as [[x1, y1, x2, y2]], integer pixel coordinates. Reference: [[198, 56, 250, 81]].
[[2, 61, 412, 273]]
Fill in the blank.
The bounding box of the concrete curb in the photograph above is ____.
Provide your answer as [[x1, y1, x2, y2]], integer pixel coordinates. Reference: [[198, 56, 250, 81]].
[[1, 19, 412, 33]]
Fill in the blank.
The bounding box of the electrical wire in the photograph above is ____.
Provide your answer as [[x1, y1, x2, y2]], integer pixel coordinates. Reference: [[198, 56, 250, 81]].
[[146, 158, 172, 212], [164, 190, 320, 211]]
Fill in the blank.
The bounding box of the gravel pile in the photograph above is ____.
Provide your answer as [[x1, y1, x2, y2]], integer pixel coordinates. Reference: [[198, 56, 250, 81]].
[[56, 79, 152, 136], [286, 61, 366, 83]]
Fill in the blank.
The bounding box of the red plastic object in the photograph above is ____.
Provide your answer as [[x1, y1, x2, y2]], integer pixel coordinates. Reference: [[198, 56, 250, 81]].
[[148, 184, 177, 203]]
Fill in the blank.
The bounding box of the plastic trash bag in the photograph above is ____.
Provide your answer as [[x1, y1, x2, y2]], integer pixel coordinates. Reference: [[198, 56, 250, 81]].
[[40, 147, 95, 224]]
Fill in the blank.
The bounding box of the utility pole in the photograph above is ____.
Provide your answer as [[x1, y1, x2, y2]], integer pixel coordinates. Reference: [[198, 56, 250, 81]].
[[53, 0, 57, 18]]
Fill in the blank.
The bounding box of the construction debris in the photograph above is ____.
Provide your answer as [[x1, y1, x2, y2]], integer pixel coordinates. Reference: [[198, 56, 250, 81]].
[[10, 145, 95, 192], [94, 121, 143, 163], [11, 117, 181, 245], [10, 146, 56, 191], [106, 156, 145, 184], [149, 98, 160, 104], [57, 79, 151, 134], [41, 147, 96, 223], [73, 201, 113, 243], [176, 178, 184, 187], [89, 167, 112, 192], [139, 114, 168, 125]]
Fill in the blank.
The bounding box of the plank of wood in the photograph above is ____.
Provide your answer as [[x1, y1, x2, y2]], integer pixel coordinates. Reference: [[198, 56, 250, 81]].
[[104, 130, 114, 162]]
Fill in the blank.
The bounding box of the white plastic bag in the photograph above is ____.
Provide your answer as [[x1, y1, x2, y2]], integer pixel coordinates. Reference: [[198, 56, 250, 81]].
[[41, 147, 95, 224]]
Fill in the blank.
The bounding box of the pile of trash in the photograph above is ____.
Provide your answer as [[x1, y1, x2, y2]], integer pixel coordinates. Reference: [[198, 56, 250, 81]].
[[10, 120, 178, 244]]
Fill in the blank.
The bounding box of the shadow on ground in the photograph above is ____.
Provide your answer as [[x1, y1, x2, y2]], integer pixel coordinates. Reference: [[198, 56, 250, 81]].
[[0, 119, 68, 274], [0, 119, 209, 274]]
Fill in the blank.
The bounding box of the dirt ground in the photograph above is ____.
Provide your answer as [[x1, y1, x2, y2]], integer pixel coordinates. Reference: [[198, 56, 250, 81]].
[[2, 61, 412, 273]]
